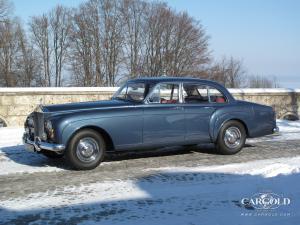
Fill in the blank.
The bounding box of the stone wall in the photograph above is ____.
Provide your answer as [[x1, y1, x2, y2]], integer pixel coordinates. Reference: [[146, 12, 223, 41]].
[[0, 87, 299, 127], [230, 88, 300, 120]]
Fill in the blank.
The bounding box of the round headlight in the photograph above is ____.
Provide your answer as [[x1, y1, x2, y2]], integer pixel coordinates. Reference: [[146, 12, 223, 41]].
[[27, 117, 34, 127], [45, 120, 53, 131], [44, 120, 55, 140]]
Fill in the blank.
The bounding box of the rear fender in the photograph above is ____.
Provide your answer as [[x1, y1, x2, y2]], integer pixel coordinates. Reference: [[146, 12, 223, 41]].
[[210, 112, 251, 142]]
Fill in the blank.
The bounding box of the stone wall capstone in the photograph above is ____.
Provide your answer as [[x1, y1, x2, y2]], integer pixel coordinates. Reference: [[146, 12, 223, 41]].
[[0, 87, 299, 127]]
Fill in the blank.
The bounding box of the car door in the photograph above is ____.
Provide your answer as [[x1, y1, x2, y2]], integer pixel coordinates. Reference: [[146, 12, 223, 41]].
[[183, 83, 226, 142], [143, 82, 185, 145]]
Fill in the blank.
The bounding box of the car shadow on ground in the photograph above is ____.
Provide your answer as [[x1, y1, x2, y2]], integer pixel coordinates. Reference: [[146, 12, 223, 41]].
[[0, 144, 71, 169], [0, 143, 256, 170], [106, 144, 217, 162], [0, 170, 298, 225]]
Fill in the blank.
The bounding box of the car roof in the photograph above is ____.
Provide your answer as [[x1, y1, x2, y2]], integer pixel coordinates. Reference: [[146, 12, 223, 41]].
[[129, 77, 220, 86], [128, 76, 235, 102]]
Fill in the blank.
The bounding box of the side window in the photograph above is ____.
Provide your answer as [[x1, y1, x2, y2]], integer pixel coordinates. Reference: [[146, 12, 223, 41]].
[[208, 87, 227, 103], [148, 83, 179, 104], [127, 83, 146, 102], [183, 84, 209, 104]]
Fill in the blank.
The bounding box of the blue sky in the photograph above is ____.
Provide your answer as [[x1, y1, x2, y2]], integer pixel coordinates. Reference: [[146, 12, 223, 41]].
[[11, 0, 300, 88]]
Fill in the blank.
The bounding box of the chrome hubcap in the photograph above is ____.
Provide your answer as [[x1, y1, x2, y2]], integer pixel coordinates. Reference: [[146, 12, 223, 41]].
[[224, 126, 242, 148], [76, 137, 100, 163]]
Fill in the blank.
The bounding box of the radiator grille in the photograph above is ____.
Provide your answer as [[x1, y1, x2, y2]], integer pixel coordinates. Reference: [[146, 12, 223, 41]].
[[33, 112, 44, 138]]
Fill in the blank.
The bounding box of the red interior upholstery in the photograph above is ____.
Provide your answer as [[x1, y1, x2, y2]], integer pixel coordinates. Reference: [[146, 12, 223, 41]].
[[161, 99, 178, 104], [216, 97, 225, 103]]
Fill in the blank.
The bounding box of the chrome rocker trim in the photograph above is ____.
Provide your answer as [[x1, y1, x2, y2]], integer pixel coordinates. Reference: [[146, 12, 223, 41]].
[[23, 133, 65, 152]]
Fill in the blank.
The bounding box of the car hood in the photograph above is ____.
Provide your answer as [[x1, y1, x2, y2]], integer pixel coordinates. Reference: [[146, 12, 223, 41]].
[[42, 99, 135, 113]]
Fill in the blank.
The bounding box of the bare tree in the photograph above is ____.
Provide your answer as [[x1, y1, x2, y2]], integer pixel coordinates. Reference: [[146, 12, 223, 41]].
[[69, 0, 124, 87], [99, 0, 124, 86], [29, 6, 72, 87], [120, 0, 147, 79], [0, 0, 12, 21], [49, 5, 72, 87], [140, 3, 210, 77], [248, 75, 279, 88], [0, 19, 19, 86], [0, 1, 40, 87], [16, 23, 41, 86], [29, 14, 51, 86], [69, 2, 99, 86], [209, 57, 245, 88]]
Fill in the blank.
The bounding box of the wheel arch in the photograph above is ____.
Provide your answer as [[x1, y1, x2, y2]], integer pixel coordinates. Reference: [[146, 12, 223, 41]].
[[212, 117, 250, 142], [65, 125, 115, 152], [227, 119, 249, 136]]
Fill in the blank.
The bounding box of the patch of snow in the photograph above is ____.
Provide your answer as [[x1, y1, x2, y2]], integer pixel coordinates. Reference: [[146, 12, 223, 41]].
[[0, 128, 64, 175], [1, 180, 150, 211], [1, 156, 300, 224], [277, 119, 300, 132], [152, 156, 300, 178], [248, 119, 300, 143]]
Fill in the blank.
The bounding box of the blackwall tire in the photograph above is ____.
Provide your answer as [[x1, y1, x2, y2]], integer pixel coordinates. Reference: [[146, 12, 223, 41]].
[[65, 129, 106, 170], [216, 120, 246, 155]]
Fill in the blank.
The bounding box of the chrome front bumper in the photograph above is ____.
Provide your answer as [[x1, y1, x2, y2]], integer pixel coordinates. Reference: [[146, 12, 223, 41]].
[[23, 133, 65, 152]]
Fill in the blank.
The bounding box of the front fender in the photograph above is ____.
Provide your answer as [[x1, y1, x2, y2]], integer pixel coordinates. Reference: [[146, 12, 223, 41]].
[[52, 115, 109, 146]]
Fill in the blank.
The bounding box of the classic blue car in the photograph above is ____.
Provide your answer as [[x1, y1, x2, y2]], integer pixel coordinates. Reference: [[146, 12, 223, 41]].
[[23, 77, 278, 170]]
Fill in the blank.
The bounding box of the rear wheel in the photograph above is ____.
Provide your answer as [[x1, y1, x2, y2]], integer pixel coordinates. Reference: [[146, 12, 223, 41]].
[[65, 129, 106, 170], [216, 120, 246, 155]]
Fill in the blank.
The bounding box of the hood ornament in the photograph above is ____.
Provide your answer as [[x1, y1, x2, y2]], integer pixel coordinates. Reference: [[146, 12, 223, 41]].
[[34, 104, 44, 112], [34, 98, 44, 112]]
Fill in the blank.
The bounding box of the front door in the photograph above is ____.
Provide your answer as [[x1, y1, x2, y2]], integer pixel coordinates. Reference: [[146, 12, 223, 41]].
[[143, 83, 185, 145]]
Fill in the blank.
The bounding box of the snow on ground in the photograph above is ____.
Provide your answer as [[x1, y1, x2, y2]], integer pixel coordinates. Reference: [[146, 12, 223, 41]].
[[0, 119, 300, 176], [0, 128, 64, 175], [1, 156, 300, 224], [148, 156, 300, 178], [247, 119, 300, 143]]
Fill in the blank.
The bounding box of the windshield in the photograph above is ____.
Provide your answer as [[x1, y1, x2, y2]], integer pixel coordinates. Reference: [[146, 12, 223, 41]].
[[113, 82, 147, 102]]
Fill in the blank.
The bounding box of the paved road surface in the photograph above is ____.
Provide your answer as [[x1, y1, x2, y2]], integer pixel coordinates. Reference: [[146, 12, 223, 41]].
[[1, 139, 300, 200]]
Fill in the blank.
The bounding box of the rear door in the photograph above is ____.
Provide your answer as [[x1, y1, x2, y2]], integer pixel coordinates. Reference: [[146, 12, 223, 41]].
[[183, 83, 228, 142]]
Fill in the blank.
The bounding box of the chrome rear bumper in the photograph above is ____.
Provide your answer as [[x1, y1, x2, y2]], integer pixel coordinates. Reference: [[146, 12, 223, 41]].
[[23, 133, 65, 152], [272, 126, 279, 135]]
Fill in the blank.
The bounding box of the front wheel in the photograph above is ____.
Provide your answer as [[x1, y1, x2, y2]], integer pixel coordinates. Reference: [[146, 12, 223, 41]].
[[65, 129, 106, 170], [216, 121, 246, 155]]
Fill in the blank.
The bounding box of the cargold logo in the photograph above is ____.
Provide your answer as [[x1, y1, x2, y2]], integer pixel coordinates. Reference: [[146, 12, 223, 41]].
[[241, 192, 291, 210]]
